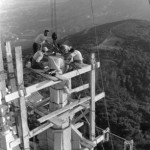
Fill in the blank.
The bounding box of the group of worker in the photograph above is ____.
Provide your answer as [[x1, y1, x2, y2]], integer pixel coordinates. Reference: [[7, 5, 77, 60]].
[[30, 30, 83, 73]]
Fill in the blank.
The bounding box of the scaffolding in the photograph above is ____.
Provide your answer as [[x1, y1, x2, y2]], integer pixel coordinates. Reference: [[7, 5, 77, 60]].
[[0, 41, 109, 150]]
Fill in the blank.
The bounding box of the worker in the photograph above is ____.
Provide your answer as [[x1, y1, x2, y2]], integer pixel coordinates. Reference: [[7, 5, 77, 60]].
[[33, 30, 50, 54], [31, 47, 49, 69], [59, 44, 71, 56], [65, 47, 83, 72]]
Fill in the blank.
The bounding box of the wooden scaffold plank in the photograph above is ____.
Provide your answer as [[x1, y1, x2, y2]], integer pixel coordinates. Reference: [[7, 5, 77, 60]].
[[15, 46, 30, 150]]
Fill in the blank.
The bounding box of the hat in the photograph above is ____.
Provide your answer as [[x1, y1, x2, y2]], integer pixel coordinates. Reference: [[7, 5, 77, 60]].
[[43, 47, 48, 52], [60, 45, 71, 53]]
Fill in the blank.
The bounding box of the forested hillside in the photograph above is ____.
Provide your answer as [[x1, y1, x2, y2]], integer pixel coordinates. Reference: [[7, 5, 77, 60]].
[[61, 19, 150, 150]]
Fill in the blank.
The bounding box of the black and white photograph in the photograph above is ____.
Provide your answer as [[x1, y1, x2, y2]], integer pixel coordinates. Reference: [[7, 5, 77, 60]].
[[0, 0, 150, 150]]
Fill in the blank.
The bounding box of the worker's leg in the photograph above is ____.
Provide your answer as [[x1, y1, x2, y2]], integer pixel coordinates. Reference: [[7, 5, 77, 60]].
[[32, 59, 44, 69]]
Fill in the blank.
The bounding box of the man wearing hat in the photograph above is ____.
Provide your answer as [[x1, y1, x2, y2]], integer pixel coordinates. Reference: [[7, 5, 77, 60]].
[[31, 47, 49, 69], [64, 47, 83, 72]]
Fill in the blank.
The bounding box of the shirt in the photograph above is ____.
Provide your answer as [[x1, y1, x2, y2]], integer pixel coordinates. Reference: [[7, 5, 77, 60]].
[[34, 34, 47, 44], [33, 51, 44, 62], [69, 50, 83, 62]]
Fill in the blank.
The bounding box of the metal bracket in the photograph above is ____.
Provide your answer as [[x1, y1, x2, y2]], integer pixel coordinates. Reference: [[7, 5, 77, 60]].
[[91, 57, 96, 70], [103, 127, 110, 142], [18, 83, 27, 97], [8, 72, 15, 79], [124, 140, 134, 150]]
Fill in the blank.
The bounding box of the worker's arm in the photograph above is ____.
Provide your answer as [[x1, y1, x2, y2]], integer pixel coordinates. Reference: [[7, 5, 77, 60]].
[[36, 53, 43, 62], [65, 55, 73, 64]]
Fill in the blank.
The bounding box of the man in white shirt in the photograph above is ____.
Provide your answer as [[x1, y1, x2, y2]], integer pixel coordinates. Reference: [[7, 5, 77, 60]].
[[64, 47, 83, 72], [33, 30, 49, 54], [67, 48, 83, 64], [32, 47, 49, 69]]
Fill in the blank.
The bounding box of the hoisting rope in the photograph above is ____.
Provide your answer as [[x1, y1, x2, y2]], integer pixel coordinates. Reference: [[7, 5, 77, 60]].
[[50, 0, 60, 53], [89, 0, 115, 149], [50, 0, 57, 33]]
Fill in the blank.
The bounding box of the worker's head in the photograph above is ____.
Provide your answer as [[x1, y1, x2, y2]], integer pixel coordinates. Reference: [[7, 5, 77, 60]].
[[69, 47, 75, 53], [60, 45, 71, 54], [44, 30, 49, 36], [52, 32, 57, 41], [42, 47, 49, 54]]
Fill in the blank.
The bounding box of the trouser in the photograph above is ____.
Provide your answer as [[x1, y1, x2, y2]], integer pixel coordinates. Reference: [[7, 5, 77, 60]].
[[33, 42, 40, 54], [65, 60, 83, 72], [31, 59, 44, 69]]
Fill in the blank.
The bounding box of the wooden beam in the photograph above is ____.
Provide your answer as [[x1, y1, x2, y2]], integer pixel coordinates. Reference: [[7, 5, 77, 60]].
[[74, 122, 84, 129], [15, 46, 30, 150], [71, 84, 89, 93], [10, 122, 53, 148], [38, 96, 91, 123], [5, 41, 22, 138], [33, 97, 50, 108], [71, 124, 106, 148], [90, 53, 96, 147], [5, 41, 18, 105], [28, 100, 68, 127], [72, 109, 89, 124], [71, 124, 96, 149], [36, 106, 68, 127], [71, 92, 105, 120], [94, 134, 105, 145], [29, 122, 53, 138], [0, 40, 6, 104], [5, 63, 99, 103], [9, 138, 21, 149], [33, 84, 89, 108]]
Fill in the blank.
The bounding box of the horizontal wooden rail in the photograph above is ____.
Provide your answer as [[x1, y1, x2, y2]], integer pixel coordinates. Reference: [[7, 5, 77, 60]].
[[38, 96, 91, 123], [5, 63, 99, 103], [70, 92, 105, 115], [71, 84, 89, 93], [38, 92, 105, 123], [29, 122, 53, 138]]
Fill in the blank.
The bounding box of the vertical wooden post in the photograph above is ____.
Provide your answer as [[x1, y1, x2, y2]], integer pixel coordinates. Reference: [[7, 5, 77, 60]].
[[15, 46, 30, 150], [0, 39, 14, 150], [6, 41, 18, 105], [0, 39, 6, 104], [89, 53, 95, 148], [6, 41, 22, 147]]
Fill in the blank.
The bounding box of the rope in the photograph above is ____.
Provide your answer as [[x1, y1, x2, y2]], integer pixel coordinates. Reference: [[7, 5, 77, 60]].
[[54, 0, 57, 33], [89, 0, 114, 149], [81, 118, 127, 142], [50, 0, 57, 33]]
